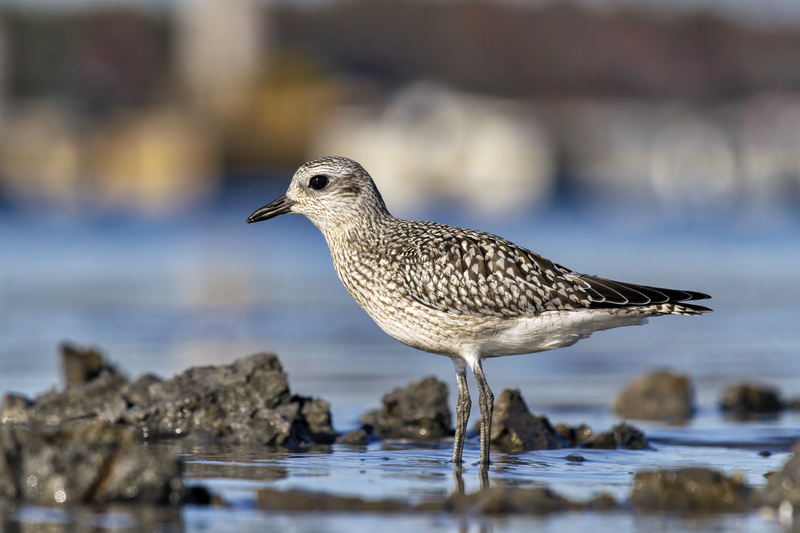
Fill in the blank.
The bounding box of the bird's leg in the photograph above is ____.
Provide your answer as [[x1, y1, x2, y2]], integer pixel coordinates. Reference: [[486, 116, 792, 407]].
[[450, 357, 471, 466], [470, 358, 494, 468]]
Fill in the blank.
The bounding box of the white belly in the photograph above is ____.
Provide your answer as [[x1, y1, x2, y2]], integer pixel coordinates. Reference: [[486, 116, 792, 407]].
[[480, 308, 650, 358]]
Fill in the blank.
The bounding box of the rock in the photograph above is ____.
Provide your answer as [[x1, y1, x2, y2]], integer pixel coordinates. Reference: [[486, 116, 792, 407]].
[[586, 493, 619, 511], [630, 467, 751, 513], [554, 423, 593, 447], [296, 396, 339, 444], [581, 423, 649, 450], [613, 422, 649, 450], [760, 439, 800, 507], [257, 488, 406, 512], [124, 353, 337, 445], [121, 373, 164, 406], [370, 377, 451, 440], [489, 389, 563, 452], [581, 432, 618, 449], [28, 370, 130, 426], [785, 397, 800, 411], [446, 486, 577, 515], [0, 394, 33, 424], [335, 429, 368, 445], [4, 349, 337, 448], [720, 383, 783, 419], [0, 420, 189, 505], [614, 371, 694, 424], [60, 342, 125, 386]]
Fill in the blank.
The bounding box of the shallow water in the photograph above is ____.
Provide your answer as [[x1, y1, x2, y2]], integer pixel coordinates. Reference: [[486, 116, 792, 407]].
[[2, 181, 800, 531]]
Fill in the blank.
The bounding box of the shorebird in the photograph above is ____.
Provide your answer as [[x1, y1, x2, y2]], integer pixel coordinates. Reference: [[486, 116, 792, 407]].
[[247, 156, 712, 467]]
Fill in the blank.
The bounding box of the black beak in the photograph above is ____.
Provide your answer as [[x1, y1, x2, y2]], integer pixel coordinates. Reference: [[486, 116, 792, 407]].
[[247, 195, 295, 223]]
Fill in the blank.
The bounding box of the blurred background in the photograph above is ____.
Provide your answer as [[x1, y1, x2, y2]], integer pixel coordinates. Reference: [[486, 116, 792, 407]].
[[1, 0, 800, 429]]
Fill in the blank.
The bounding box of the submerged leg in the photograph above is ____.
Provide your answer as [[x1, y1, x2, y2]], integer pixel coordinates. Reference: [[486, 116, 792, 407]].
[[470, 358, 494, 467], [450, 356, 472, 466]]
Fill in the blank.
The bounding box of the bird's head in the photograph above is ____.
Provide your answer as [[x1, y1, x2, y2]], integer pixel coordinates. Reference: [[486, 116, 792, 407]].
[[247, 156, 389, 233]]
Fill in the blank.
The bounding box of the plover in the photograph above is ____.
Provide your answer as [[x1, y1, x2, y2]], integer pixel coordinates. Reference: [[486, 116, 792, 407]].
[[247, 156, 712, 467]]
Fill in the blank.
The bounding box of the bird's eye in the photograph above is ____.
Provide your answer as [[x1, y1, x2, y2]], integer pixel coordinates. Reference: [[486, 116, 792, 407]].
[[309, 175, 328, 190]]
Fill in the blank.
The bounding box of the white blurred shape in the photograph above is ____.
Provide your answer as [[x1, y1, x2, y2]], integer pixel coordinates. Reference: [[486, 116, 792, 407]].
[[649, 117, 737, 209], [174, 0, 267, 112], [739, 93, 800, 208], [311, 82, 554, 217]]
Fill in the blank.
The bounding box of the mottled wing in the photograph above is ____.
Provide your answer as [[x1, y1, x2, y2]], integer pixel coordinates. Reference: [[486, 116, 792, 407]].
[[389, 222, 711, 318], [389, 224, 595, 318]]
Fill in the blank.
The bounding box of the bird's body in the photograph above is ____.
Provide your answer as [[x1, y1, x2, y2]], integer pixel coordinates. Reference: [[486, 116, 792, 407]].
[[248, 156, 712, 467]]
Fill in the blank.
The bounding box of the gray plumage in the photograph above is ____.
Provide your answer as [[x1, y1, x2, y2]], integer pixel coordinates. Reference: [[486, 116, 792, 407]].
[[248, 156, 711, 468]]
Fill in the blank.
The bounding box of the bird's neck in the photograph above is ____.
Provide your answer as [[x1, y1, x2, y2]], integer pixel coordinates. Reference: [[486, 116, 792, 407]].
[[321, 208, 395, 256]]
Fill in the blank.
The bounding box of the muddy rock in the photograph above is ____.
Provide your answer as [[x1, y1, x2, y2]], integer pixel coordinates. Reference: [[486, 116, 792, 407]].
[[295, 396, 339, 444], [124, 353, 337, 445], [580, 423, 649, 450], [335, 429, 368, 445], [760, 439, 800, 507], [613, 423, 649, 449], [0, 394, 34, 424], [581, 432, 618, 449], [60, 342, 125, 386], [720, 382, 783, 419], [257, 488, 406, 512], [447, 486, 577, 515], [0, 420, 187, 505], [27, 370, 130, 426], [585, 493, 619, 511], [554, 423, 593, 447], [121, 373, 165, 406], [614, 371, 694, 424], [490, 389, 563, 452], [367, 377, 451, 441], [630, 467, 751, 513]]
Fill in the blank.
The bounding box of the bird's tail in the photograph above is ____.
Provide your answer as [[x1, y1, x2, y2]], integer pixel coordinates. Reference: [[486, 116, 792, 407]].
[[658, 302, 713, 316]]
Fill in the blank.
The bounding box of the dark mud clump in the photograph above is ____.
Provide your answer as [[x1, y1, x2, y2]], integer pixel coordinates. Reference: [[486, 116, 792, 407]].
[[720, 382, 783, 419], [554, 423, 593, 447], [0, 420, 187, 505], [447, 486, 579, 515], [361, 377, 451, 440], [760, 438, 800, 507], [554, 422, 648, 450], [614, 370, 694, 424], [489, 389, 564, 452], [1, 345, 338, 447], [256, 485, 612, 516], [334, 429, 368, 445], [60, 341, 124, 386], [258, 488, 407, 512], [630, 467, 751, 513]]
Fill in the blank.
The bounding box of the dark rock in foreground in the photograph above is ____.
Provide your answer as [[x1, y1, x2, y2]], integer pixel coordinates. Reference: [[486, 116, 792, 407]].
[[760, 438, 800, 507], [60, 342, 124, 386], [258, 488, 407, 512], [614, 370, 694, 424], [0, 420, 186, 505], [720, 382, 783, 419], [362, 377, 451, 441], [489, 389, 564, 452], [123, 352, 337, 445], [1, 348, 338, 447], [447, 486, 578, 515], [257, 485, 609, 515], [630, 467, 751, 513]]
